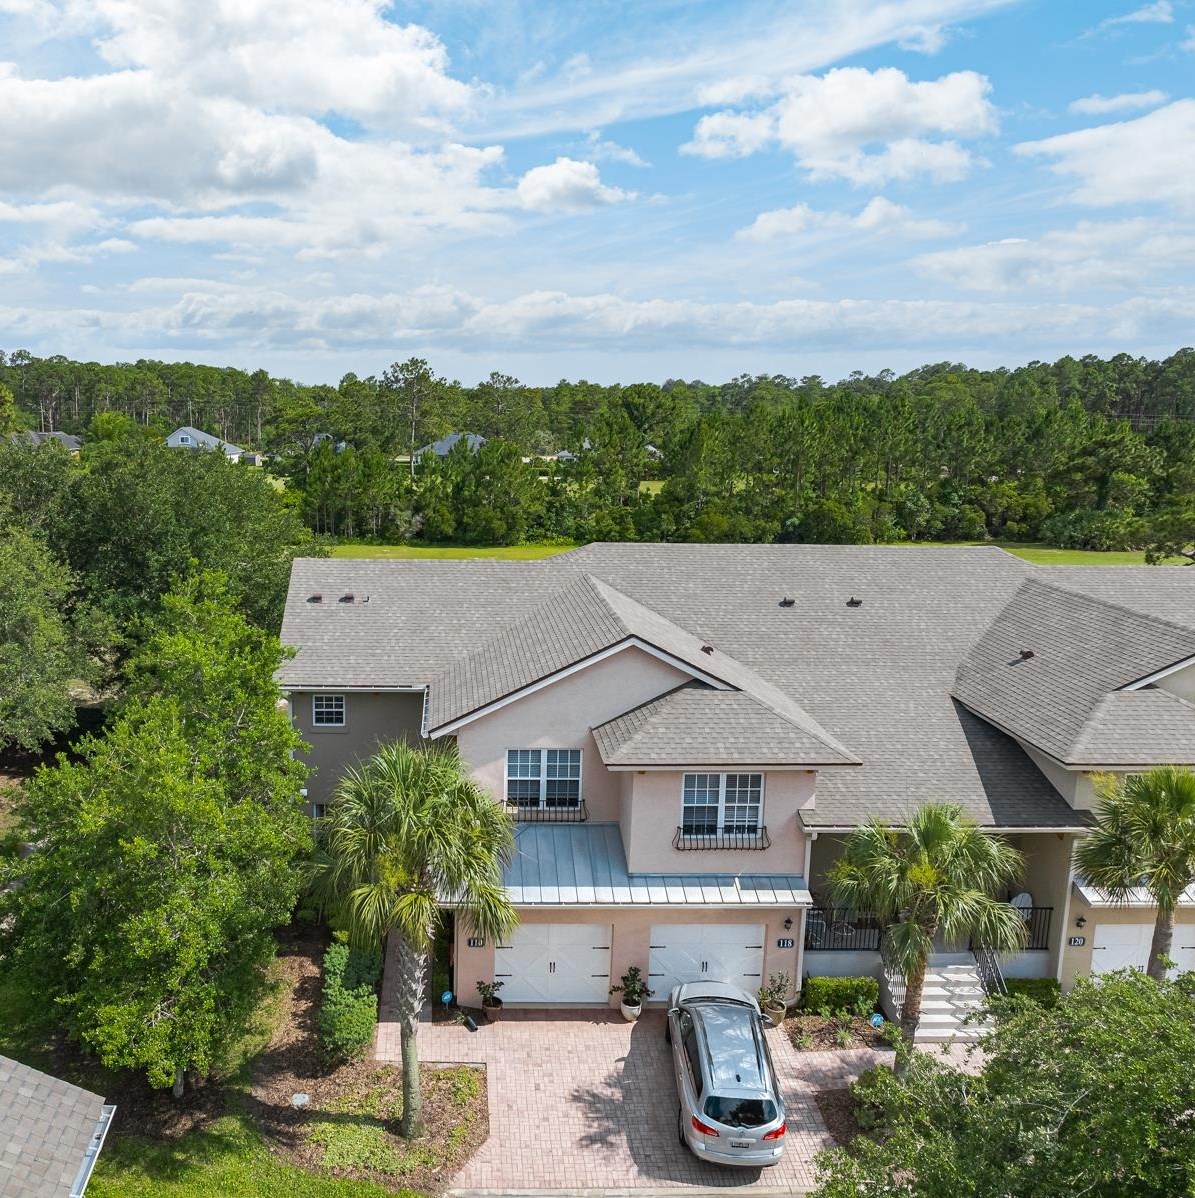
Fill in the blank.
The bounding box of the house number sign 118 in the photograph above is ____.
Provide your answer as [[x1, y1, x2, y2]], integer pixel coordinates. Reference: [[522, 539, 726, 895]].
[[776, 937, 795, 949]]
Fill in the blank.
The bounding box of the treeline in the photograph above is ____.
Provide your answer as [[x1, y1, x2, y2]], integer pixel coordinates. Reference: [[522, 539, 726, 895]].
[[4, 348, 1195, 554]]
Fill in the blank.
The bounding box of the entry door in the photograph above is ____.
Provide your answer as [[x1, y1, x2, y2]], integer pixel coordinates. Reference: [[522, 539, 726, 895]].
[[648, 923, 766, 998], [1091, 922, 1152, 974], [494, 923, 611, 1003]]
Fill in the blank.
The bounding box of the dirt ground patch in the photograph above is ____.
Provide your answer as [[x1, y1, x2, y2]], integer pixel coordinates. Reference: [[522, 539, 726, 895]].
[[785, 1012, 891, 1052], [814, 1088, 861, 1148], [249, 925, 487, 1194]]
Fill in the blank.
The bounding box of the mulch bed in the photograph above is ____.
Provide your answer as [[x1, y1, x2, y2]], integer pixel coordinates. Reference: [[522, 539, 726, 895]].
[[785, 1012, 891, 1051], [814, 1088, 862, 1147], [248, 924, 488, 1194]]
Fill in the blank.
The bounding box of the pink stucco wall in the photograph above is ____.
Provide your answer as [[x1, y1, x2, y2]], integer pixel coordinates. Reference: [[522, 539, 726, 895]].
[[452, 646, 692, 821]]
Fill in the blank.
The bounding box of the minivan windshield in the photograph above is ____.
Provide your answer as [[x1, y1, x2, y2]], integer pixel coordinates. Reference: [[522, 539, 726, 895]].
[[703, 1096, 777, 1128]]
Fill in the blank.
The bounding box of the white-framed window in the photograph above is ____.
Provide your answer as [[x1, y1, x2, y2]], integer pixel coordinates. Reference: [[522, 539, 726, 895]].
[[178, 434, 191, 444], [681, 772, 763, 835], [312, 693, 345, 727], [505, 749, 582, 808]]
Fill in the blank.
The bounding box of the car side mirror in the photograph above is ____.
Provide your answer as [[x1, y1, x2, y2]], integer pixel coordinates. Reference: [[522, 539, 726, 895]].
[[761, 1014, 775, 1027], [667, 1007, 681, 1017]]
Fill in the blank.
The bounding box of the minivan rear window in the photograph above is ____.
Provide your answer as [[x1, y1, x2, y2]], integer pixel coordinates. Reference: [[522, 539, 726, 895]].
[[703, 1096, 777, 1128]]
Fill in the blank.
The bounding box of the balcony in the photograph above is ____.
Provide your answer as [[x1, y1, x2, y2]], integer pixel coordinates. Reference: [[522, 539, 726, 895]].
[[505, 799, 588, 823], [972, 905, 1053, 952], [672, 825, 771, 851], [804, 907, 883, 952]]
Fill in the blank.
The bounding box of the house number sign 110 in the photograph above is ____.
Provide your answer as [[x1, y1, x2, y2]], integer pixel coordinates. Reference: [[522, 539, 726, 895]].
[[467, 936, 485, 948]]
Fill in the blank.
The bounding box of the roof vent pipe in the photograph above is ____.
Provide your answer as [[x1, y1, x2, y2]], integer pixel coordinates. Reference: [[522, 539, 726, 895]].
[[307, 594, 322, 604], [339, 593, 355, 604], [1019, 649, 1035, 660], [779, 597, 795, 607], [701, 644, 714, 655], [846, 596, 862, 607]]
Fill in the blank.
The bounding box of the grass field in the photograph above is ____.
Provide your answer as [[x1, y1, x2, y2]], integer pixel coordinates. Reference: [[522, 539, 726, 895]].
[[328, 540, 1176, 566]]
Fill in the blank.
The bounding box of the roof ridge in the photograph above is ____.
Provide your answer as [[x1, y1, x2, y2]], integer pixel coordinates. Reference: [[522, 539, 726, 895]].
[[1022, 572, 1195, 640]]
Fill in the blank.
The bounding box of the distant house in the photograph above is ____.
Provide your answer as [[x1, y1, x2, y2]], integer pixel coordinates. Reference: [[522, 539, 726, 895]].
[[166, 426, 244, 462], [416, 432, 487, 458], [0, 1055, 114, 1197], [241, 451, 267, 467], [10, 430, 83, 456], [311, 433, 348, 454]]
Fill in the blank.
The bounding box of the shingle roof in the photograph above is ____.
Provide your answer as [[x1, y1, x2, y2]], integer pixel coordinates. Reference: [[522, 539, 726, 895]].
[[0, 1056, 112, 1197], [279, 545, 1195, 828], [11, 431, 83, 451], [592, 683, 854, 766], [504, 823, 811, 905], [1068, 690, 1195, 766], [416, 432, 486, 456], [168, 426, 243, 455], [953, 577, 1195, 764]]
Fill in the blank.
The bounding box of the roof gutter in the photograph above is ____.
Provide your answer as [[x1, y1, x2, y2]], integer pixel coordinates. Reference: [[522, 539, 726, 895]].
[[70, 1103, 115, 1198]]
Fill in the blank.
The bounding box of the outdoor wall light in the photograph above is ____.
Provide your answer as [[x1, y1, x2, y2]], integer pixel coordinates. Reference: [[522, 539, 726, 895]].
[[783, 917, 793, 931], [1075, 915, 1087, 929]]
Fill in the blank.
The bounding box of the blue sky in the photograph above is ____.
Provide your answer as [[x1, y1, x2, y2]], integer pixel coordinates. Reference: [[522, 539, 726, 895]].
[[0, 0, 1193, 384]]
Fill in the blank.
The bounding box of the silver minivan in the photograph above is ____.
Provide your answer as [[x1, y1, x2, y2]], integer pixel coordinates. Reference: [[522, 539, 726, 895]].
[[665, 981, 786, 1167]]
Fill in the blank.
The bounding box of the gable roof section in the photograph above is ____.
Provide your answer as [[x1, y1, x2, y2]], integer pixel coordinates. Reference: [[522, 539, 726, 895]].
[[168, 425, 243, 455], [1068, 690, 1195, 767], [592, 682, 855, 766], [423, 573, 857, 762], [953, 576, 1195, 765]]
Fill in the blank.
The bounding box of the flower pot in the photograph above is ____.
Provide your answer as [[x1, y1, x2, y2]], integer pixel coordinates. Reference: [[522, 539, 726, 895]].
[[764, 1001, 787, 1025], [482, 998, 503, 1022], [620, 1000, 642, 1022]]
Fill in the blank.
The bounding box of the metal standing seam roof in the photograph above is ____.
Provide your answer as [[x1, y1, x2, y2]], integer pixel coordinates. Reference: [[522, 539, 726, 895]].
[[953, 577, 1195, 764], [1074, 880, 1195, 907], [0, 1056, 113, 1198], [503, 823, 812, 906]]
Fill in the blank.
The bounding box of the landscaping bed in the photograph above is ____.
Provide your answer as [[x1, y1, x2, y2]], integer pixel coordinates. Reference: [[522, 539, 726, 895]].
[[814, 1088, 862, 1147], [784, 1012, 891, 1052]]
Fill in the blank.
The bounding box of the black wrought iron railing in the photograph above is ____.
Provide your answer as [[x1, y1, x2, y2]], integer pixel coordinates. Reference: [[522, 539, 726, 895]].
[[803, 907, 884, 951], [970, 905, 1052, 952], [505, 799, 588, 822], [673, 825, 771, 850], [972, 945, 1007, 997]]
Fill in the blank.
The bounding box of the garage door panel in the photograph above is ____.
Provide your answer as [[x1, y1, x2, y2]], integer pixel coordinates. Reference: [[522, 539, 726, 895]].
[[648, 923, 765, 999], [496, 923, 610, 1003], [1091, 922, 1151, 974]]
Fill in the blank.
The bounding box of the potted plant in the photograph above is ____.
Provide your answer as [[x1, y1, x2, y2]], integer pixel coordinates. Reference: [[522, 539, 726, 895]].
[[759, 972, 791, 1025], [610, 965, 653, 1021], [477, 979, 504, 1022]]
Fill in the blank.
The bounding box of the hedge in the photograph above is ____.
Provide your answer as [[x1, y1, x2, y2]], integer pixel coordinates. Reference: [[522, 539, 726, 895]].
[[802, 975, 879, 1013], [317, 941, 383, 1063], [1004, 977, 1061, 1007]]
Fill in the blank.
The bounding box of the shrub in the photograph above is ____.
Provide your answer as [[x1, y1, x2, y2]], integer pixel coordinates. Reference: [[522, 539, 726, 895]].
[[802, 975, 879, 1014], [317, 941, 382, 1064], [1004, 978, 1061, 1008]]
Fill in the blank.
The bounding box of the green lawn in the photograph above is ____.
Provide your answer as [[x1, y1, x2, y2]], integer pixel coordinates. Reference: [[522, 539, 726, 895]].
[[995, 545, 1169, 566], [328, 542, 576, 560]]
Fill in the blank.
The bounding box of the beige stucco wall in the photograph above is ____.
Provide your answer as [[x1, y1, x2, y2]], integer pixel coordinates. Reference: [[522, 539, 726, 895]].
[[1157, 660, 1195, 703], [453, 905, 802, 1010], [619, 769, 812, 875], [453, 647, 691, 821], [291, 690, 424, 804]]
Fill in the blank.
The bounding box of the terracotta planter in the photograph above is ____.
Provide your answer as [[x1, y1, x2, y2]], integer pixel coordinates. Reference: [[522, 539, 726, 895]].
[[482, 998, 503, 1022], [620, 1000, 642, 1022]]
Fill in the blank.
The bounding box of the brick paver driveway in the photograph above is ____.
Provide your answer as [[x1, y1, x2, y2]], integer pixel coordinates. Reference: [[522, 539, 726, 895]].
[[376, 991, 932, 1194]]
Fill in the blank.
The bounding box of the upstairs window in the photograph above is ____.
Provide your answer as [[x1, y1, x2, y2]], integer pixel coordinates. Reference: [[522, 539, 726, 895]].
[[178, 434, 191, 444], [506, 749, 582, 808], [312, 693, 345, 727], [681, 773, 763, 835]]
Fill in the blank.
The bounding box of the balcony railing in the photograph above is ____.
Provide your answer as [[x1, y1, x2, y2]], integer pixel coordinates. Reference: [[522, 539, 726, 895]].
[[505, 799, 588, 823], [804, 907, 884, 952], [972, 905, 1052, 952], [673, 825, 771, 851]]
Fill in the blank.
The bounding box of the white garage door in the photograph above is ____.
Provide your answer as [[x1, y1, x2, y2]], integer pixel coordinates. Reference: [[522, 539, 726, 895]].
[[1172, 931, 1195, 974], [1091, 922, 1152, 974], [648, 923, 766, 999], [494, 923, 611, 1004]]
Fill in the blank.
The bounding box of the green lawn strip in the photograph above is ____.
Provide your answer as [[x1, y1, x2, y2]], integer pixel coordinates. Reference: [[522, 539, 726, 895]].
[[327, 542, 576, 560], [89, 1115, 406, 1198]]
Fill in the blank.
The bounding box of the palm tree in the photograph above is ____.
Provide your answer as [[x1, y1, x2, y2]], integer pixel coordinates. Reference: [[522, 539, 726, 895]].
[[309, 741, 517, 1137], [1075, 767, 1195, 982], [828, 802, 1026, 1052]]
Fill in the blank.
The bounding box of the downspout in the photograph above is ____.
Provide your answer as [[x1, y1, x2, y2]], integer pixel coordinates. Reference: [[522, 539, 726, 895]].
[[795, 827, 817, 1000], [1056, 832, 1079, 986]]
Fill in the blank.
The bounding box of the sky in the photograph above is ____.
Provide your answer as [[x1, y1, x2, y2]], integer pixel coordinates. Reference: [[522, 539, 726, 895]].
[[0, 0, 1193, 385]]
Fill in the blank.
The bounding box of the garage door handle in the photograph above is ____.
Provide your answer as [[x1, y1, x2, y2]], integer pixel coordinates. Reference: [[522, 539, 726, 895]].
[[495, 973, 512, 978], [649, 945, 666, 949]]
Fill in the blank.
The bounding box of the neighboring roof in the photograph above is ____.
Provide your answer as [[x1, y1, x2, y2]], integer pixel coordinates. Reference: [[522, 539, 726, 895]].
[[167, 426, 243, 455], [1074, 880, 1195, 908], [10, 430, 83, 451], [0, 1056, 113, 1198], [417, 431, 486, 456], [592, 682, 853, 766], [953, 577, 1195, 765], [504, 823, 811, 906], [1068, 690, 1195, 767], [279, 545, 1195, 829], [423, 574, 856, 763]]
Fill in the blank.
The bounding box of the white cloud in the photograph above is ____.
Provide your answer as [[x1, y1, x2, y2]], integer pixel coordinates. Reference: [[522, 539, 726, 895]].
[[683, 67, 996, 184], [516, 157, 633, 212], [1096, 1, 1174, 29], [914, 219, 1195, 291], [1181, 24, 1195, 50], [738, 195, 963, 241], [1069, 90, 1167, 115], [1015, 100, 1195, 213], [583, 130, 649, 167]]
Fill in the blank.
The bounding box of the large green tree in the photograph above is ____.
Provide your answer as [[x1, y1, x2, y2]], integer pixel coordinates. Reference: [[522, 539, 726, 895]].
[[0, 574, 309, 1095], [309, 742, 517, 1137], [1075, 767, 1195, 981], [813, 970, 1195, 1198], [829, 804, 1025, 1049]]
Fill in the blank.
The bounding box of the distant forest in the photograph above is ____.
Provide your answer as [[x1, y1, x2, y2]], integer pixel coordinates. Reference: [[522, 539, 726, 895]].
[[3, 347, 1194, 555]]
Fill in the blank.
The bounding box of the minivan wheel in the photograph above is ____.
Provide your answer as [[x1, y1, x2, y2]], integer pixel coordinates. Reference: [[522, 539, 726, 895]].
[[677, 1105, 687, 1146]]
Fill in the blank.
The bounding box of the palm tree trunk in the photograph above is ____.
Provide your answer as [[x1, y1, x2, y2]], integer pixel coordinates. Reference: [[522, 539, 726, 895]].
[[172, 1065, 185, 1099], [898, 957, 927, 1070], [394, 932, 429, 1138], [1147, 904, 1176, 981]]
